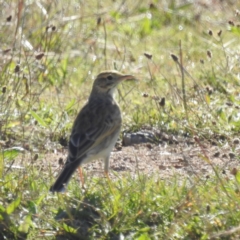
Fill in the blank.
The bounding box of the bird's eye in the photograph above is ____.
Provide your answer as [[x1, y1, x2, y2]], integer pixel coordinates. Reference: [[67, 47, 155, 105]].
[[107, 75, 113, 80]]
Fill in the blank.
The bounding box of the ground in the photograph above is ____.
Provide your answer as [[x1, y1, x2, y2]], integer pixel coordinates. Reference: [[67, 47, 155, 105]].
[[45, 131, 240, 186]]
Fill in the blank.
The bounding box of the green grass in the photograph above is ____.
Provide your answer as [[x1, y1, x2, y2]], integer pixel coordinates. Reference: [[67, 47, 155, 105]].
[[1, 168, 240, 239], [1, 0, 240, 239]]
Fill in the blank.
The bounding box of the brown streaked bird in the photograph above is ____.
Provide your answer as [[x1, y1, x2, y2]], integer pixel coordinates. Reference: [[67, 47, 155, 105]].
[[50, 70, 136, 192]]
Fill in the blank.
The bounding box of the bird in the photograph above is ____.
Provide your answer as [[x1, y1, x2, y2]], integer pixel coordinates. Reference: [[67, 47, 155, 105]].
[[50, 70, 136, 192]]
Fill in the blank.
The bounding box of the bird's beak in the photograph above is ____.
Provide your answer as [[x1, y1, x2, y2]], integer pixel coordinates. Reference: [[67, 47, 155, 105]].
[[119, 75, 136, 81]]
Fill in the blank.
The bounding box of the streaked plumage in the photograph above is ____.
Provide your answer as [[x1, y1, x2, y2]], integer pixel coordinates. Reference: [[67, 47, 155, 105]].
[[50, 70, 135, 192]]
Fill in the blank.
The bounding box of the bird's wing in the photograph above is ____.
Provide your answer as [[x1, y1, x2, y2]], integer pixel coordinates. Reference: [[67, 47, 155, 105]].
[[67, 98, 120, 163]]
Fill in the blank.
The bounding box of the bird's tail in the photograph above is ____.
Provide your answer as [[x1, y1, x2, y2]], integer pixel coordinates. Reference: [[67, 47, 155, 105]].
[[49, 158, 80, 192]]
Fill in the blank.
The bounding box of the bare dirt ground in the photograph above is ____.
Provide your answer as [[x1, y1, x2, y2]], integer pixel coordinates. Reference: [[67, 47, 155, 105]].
[[46, 132, 240, 183], [7, 131, 239, 183]]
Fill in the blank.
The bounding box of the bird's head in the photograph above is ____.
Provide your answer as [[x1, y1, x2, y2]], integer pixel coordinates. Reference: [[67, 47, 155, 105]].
[[91, 70, 136, 96]]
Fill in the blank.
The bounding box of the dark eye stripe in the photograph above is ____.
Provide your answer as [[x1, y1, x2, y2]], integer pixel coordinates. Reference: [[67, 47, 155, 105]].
[[107, 75, 113, 80]]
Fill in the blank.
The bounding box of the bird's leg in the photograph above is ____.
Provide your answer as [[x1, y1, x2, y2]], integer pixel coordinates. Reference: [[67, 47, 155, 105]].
[[104, 171, 110, 179], [104, 157, 110, 179], [78, 167, 85, 187]]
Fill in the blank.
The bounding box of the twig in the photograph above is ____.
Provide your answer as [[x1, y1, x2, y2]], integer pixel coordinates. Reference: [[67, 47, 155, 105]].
[[179, 40, 188, 121]]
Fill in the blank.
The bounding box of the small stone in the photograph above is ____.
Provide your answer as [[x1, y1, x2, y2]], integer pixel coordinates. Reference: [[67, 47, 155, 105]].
[[233, 138, 240, 145], [58, 158, 64, 165], [213, 151, 220, 158], [33, 154, 38, 161], [231, 168, 238, 176], [221, 153, 228, 158], [229, 152, 235, 159]]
